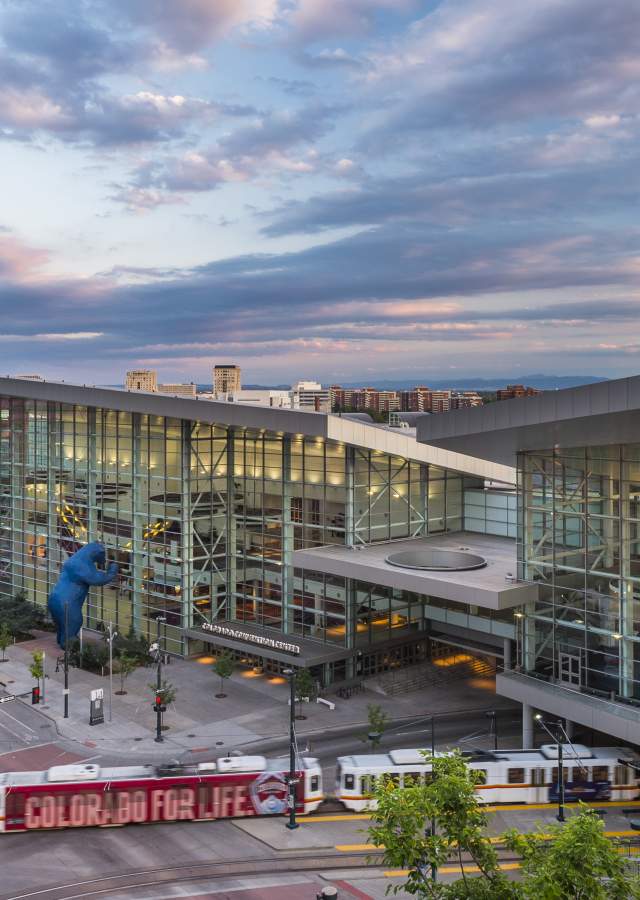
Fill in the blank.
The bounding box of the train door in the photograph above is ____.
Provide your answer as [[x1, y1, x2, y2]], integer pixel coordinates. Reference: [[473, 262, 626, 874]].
[[531, 766, 546, 803]]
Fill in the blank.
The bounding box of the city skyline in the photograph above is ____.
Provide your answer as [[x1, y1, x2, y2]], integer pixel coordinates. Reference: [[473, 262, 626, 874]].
[[1, 0, 639, 383]]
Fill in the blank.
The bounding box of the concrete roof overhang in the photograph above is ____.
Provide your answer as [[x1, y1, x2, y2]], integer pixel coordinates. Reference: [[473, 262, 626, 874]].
[[0, 377, 514, 482], [416, 375, 640, 466], [294, 532, 537, 611]]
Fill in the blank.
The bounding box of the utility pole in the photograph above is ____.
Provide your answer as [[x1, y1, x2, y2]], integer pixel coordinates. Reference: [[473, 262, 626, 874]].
[[283, 668, 298, 829], [154, 616, 166, 743], [63, 601, 69, 719], [535, 715, 565, 822], [430, 715, 436, 883]]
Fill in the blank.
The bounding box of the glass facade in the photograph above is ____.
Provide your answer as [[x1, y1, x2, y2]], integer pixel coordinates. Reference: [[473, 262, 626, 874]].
[[517, 444, 640, 703], [0, 395, 466, 662]]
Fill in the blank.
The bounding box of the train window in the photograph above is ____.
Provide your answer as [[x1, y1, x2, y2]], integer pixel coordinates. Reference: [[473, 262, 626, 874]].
[[592, 765, 609, 782], [474, 769, 487, 785], [531, 768, 545, 786], [404, 772, 422, 785], [310, 775, 320, 792], [344, 774, 355, 790], [507, 768, 525, 784], [615, 765, 627, 785], [424, 771, 434, 785], [385, 773, 400, 787], [551, 767, 569, 784], [361, 775, 377, 795]]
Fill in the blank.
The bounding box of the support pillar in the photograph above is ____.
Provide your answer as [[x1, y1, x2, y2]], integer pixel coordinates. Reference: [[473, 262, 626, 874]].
[[522, 701, 534, 749], [503, 637, 512, 671], [564, 719, 573, 740]]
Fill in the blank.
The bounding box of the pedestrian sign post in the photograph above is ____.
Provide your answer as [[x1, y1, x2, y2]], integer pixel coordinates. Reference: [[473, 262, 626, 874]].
[[90, 688, 104, 726]]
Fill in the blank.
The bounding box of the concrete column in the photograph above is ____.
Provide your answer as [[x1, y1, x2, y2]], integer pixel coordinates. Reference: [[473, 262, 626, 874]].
[[522, 701, 534, 748], [564, 718, 573, 740], [503, 637, 512, 671]]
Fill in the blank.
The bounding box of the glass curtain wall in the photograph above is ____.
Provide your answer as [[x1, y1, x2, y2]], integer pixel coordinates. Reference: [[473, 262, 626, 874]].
[[0, 394, 467, 658], [518, 444, 640, 702]]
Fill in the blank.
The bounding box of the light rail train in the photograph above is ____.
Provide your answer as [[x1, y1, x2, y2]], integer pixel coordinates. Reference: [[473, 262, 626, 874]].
[[336, 744, 640, 810], [0, 755, 323, 833], [1, 744, 638, 832]]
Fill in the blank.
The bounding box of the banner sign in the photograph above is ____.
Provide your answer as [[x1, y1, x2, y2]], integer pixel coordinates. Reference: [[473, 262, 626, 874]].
[[202, 623, 301, 655]]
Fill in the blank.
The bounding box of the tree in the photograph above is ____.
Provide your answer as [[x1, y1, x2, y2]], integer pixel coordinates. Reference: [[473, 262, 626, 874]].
[[367, 750, 520, 899], [213, 651, 235, 698], [0, 623, 12, 661], [364, 703, 390, 749], [505, 805, 640, 900], [0, 592, 44, 638], [29, 650, 44, 692], [115, 652, 137, 695], [293, 667, 316, 719]]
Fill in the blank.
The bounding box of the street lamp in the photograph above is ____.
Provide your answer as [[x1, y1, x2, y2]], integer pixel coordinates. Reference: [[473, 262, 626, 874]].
[[107, 622, 118, 722], [154, 616, 166, 743], [535, 714, 566, 822], [486, 710, 498, 751], [282, 667, 298, 830]]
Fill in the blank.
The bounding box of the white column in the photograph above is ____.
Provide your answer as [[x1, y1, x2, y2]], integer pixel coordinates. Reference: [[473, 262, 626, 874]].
[[564, 718, 573, 740], [522, 701, 534, 748]]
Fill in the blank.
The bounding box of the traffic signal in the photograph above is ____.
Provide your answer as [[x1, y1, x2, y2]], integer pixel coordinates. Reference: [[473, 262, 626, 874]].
[[153, 693, 166, 713], [31, 686, 40, 705]]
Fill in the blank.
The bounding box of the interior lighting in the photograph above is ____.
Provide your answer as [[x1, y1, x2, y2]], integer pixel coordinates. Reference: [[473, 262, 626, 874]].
[[612, 632, 622, 640], [514, 612, 524, 619], [196, 656, 216, 665]]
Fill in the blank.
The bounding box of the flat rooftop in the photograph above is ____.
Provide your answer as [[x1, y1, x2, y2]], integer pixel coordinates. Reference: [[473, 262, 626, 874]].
[[416, 375, 640, 465], [294, 531, 537, 611], [0, 376, 514, 483]]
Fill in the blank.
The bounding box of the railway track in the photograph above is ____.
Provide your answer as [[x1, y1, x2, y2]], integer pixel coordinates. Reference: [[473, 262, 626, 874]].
[[4, 850, 386, 900]]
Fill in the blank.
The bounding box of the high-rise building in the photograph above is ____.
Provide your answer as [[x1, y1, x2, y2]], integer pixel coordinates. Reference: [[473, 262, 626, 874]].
[[399, 387, 433, 412], [430, 390, 452, 413], [213, 365, 241, 399], [292, 381, 330, 412], [126, 369, 158, 392], [496, 384, 542, 401]]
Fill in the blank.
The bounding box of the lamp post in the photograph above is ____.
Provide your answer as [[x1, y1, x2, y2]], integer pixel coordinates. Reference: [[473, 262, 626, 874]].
[[107, 622, 117, 722], [63, 601, 69, 719], [282, 667, 298, 830], [154, 616, 166, 743], [486, 710, 498, 751], [535, 715, 565, 822]]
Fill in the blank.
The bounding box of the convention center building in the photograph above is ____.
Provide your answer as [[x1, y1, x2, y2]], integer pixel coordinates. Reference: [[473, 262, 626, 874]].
[[0, 377, 527, 686]]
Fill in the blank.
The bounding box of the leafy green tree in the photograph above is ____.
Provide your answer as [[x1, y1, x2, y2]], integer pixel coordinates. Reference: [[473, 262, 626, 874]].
[[0, 623, 12, 661], [364, 703, 390, 748], [148, 679, 177, 706], [505, 805, 640, 900], [29, 650, 44, 692], [367, 751, 520, 899], [213, 651, 235, 697], [113, 625, 153, 666], [0, 592, 44, 638], [115, 652, 137, 695], [294, 667, 316, 718]]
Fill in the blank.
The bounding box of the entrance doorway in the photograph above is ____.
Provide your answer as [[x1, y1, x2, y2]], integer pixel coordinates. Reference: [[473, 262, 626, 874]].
[[558, 651, 581, 688]]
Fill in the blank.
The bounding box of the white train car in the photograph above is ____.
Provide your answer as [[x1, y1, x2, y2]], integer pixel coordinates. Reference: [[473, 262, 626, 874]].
[[336, 744, 640, 811]]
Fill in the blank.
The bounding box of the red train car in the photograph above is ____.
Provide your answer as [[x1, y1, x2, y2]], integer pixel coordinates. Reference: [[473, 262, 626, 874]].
[[0, 755, 324, 833]]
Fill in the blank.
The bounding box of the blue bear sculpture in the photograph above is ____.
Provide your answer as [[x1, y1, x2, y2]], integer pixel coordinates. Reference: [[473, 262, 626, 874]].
[[48, 542, 118, 649]]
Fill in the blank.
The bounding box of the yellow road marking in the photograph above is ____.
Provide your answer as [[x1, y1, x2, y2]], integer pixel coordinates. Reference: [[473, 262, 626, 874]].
[[302, 813, 372, 823], [336, 830, 640, 854], [385, 862, 522, 878], [308, 798, 640, 823], [335, 843, 377, 852]]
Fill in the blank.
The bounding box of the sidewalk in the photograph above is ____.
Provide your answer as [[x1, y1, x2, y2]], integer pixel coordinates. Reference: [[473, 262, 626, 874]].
[[0, 631, 516, 762]]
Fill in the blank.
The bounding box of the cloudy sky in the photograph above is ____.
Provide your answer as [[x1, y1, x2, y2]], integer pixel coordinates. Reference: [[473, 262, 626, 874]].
[[1, 0, 639, 385]]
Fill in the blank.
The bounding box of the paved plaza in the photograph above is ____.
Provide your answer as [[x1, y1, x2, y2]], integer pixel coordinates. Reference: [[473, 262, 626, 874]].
[[0, 630, 514, 767]]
